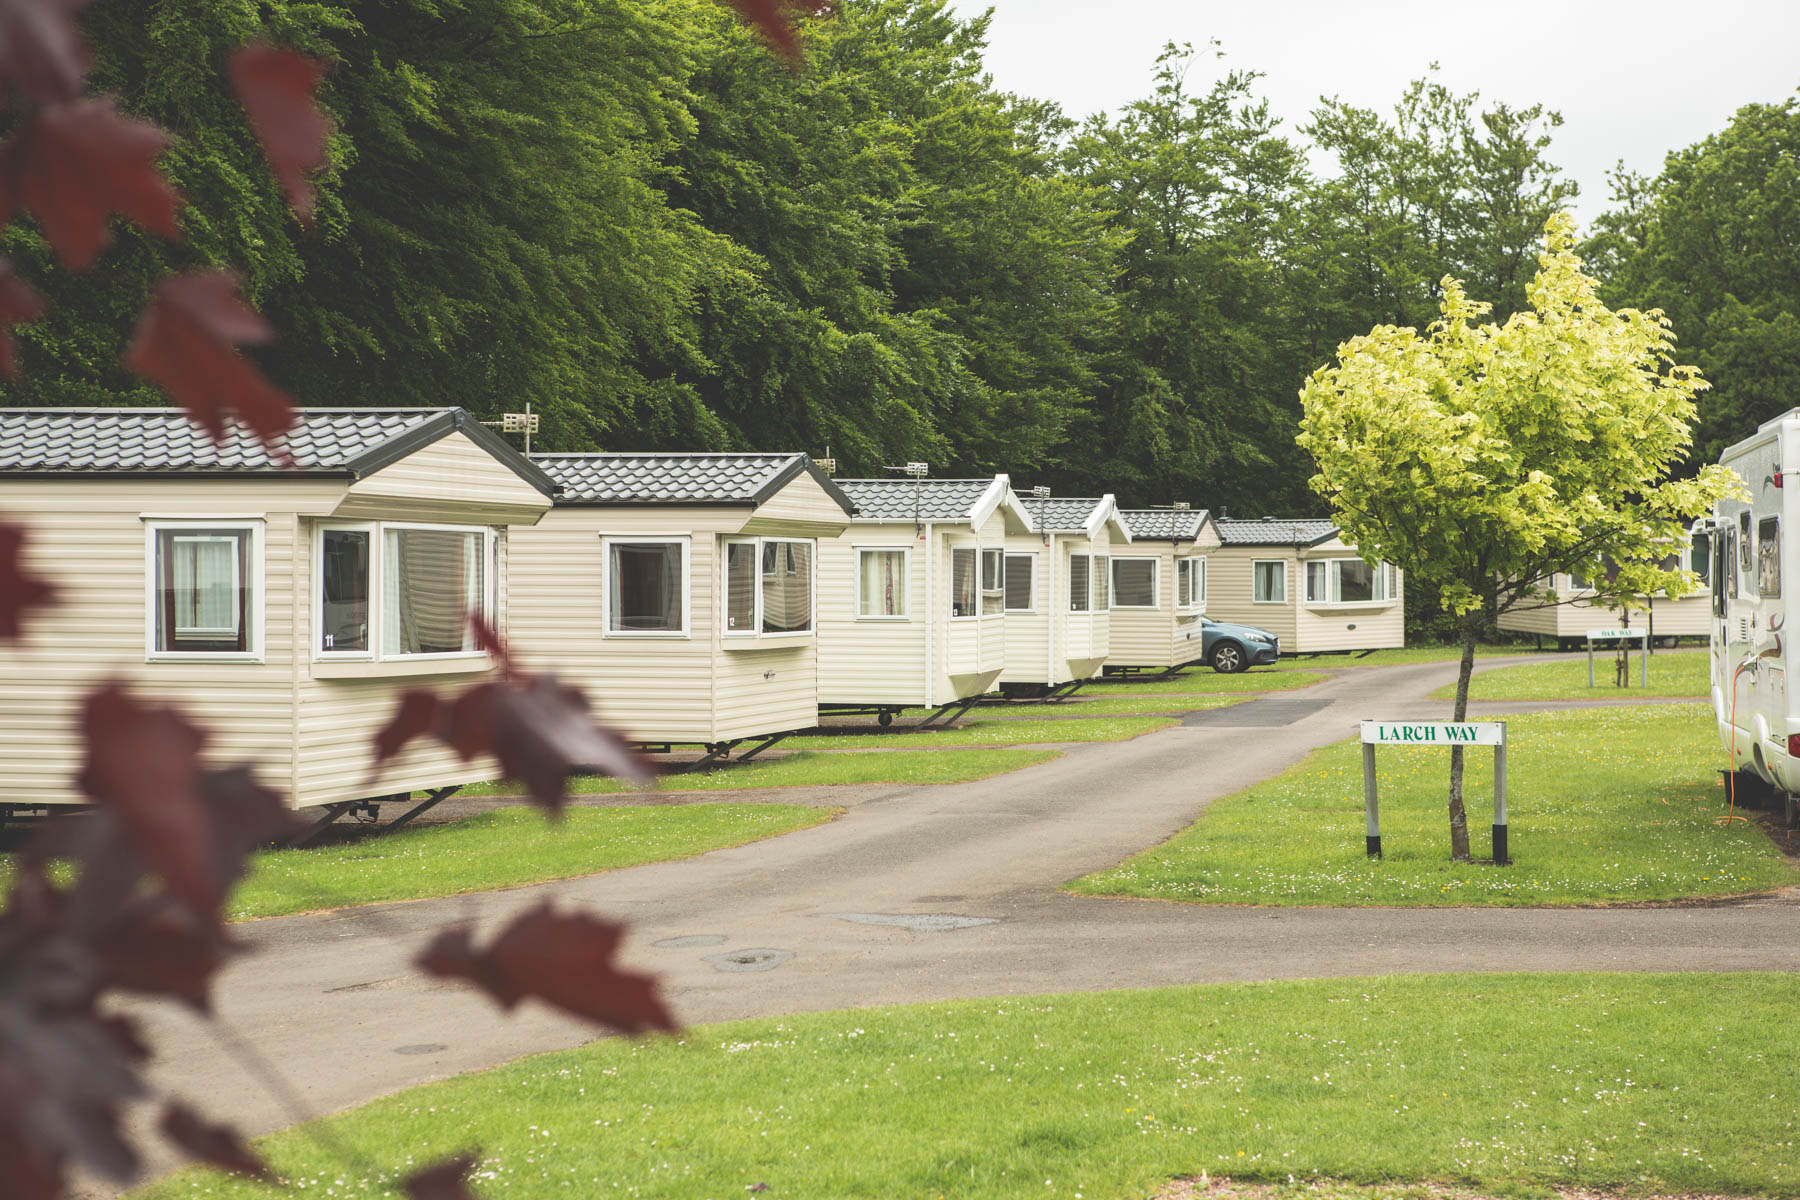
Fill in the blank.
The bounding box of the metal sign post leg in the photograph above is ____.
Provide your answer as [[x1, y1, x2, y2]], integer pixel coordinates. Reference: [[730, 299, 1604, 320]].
[[1493, 738, 1510, 866], [1363, 742, 1381, 858], [1640, 637, 1648, 688], [1587, 640, 1594, 688]]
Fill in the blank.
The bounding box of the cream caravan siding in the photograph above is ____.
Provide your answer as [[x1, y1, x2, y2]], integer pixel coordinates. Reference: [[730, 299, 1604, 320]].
[[508, 506, 726, 743], [965, 508, 1008, 686], [1057, 530, 1111, 672], [339, 431, 549, 524], [1497, 575, 1710, 640], [713, 636, 818, 739], [1207, 547, 1299, 642], [1294, 536, 1405, 652], [1000, 532, 1054, 684], [740, 471, 848, 534], [817, 525, 928, 705], [1107, 542, 1208, 670], [0, 479, 333, 807]]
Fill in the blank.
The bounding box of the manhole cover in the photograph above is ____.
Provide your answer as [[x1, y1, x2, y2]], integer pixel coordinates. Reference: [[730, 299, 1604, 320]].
[[653, 934, 728, 949], [1183, 698, 1332, 727], [704, 948, 794, 973], [821, 913, 999, 932], [395, 1043, 446, 1055]]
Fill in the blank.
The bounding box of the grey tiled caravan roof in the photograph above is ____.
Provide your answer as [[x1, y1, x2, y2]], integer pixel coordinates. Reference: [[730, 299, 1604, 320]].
[[1216, 517, 1339, 547], [1120, 508, 1211, 541], [0, 408, 554, 493], [835, 478, 993, 522], [533, 452, 855, 513], [1020, 496, 1107, 533]]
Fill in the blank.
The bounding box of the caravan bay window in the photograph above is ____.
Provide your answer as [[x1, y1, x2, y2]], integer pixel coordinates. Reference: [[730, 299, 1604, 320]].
[[723, 537, 815, 636], [951, 547, 977, 618], [1069, 554, 1091, 612], [1176, 556, 1206, 609], [981, 549, 1004, 615], [856, 548, 908, 618], [1305, 558, 1396, 605], [607, 539, 686, 635], [149, 522, 261, 658], [315, 523, 494, 657], [1092, 555, 1111, 611]]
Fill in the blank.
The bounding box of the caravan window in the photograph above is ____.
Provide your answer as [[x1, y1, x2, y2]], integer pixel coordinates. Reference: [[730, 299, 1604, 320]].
[[950, 547, 978, 618], [607, 539, 686, 636], [1253, 560, 1286, 603], [383, 528, 488, 656], [980, 549, 1005, 615], [857, 549, 908, 618], [1112, 558, 1157, 608], [1068, 554, 1091, 611], [1759, 517, 1781, 599], [1093, 555, 1110, 611], [1303, 558, 1394, 605], [1176, 556, 1207, 609], [150, 523, 261, 658], [723, 537, 814, 635], [1004, 554, 1035, 612]]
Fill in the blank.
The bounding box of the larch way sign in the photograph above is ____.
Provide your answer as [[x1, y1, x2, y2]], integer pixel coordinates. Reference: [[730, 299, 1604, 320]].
[[1359, 721, 1510, 864]]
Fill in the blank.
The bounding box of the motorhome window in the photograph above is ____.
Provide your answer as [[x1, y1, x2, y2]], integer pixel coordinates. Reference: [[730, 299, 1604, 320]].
[[980, 549, 1005, 615], [1093, 555, 1110, 610], [760, 540, 813, 633], [1690, 531, 1710, 588], [1727, 528, 1739, 601], [1004, 554, 1035, 611], [950, 547, 977, 618], [725, 541, 756, 631], [608, 541, 684, 634], [1069, 554, 1091, 611], [153, 525, 255, 655], [1253, 560, 1285, 603], [1759, 517, 1781, 599], [1112, 558, 1157, 607], [1740, 511, 1753, 574], [384, 527, 487, 654], [857, 549, 907, 618]]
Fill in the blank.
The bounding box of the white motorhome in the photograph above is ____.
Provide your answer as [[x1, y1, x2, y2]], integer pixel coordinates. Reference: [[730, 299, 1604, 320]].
[[1711, 409, 1800, 813]]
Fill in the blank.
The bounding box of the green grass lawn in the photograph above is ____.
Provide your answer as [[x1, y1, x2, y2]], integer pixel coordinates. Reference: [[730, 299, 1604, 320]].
[[977, 695, 1242, 718], [461, 747, 1062, 798], [793, 715, 1174, 749], [1431, 650, 1710, 701], [135, 972, 1800, 1200], [230, 804, 833, 920], [1073, 704, 1795, 906], [1090, 670, 1329, 695]]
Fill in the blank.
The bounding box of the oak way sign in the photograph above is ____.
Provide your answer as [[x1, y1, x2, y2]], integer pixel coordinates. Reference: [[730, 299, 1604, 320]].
[[1359, 720, 1510, 865], [1586, 626, 1648, 688]]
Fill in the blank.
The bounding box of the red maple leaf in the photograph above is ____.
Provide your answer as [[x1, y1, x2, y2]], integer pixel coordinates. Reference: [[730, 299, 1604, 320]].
[[123, 270, 296, 451], [228, 41, 331, 224], [0, 96, 181, 270], [0, 0, 92, 104], [403, 1154, 481, 1200], [91, 895, 238, 1011], [719, 0, 800, 63], [158, 1101, 274, 1182], [417, 904, 676, 1033], [0, 257, 44, 381], [0, 521, 56, 641]]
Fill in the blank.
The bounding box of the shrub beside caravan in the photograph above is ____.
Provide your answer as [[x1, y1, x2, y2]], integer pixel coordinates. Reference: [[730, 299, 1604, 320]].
[[817, 476, 1032, 725], [1000, 494, 1129, 697], [0, 408, 554, 815], [509, 452, 854, 761], [1207, 517, 1404, 655], [1106, 507, 1218, 675], [1710, 409, 1800, 809]]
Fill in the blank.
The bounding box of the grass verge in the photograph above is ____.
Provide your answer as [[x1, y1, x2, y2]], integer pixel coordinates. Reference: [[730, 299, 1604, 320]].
[[1272, 645, 1553, 670], [1431, 651, 1708, 701], [794, 715, 1174, 749], [461, 747, 1062, 797], [1091, 670, 1329, 695], [231, 803, 832, 920], [1072, 704, 1795, 906], [978, 696, 1243, 718], [136, 972, 1800, 1200]]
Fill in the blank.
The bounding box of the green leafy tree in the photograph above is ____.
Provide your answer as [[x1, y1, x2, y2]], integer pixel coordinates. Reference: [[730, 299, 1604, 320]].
[[1298, 213, 1739, 860]]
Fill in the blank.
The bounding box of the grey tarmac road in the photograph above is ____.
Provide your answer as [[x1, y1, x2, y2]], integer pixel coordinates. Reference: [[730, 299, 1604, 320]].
[[102, 654, 1792, 1193]]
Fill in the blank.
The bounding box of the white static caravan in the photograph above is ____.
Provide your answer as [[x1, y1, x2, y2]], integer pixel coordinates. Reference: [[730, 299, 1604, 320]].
[[0, 408, 554, 817], [1106, 507, 1220, 675], [999, 495, 1130, 697], [1497, 542, 1712, 648], [1709, 409, 1800, 806], [1207, 518, 1405, 655], [817, 476, 1033, 725], [509, 453, 855, 761]]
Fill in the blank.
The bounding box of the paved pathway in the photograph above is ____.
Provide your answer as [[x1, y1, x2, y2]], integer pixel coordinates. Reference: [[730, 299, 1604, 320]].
[[107, 655, 1782, 1192]]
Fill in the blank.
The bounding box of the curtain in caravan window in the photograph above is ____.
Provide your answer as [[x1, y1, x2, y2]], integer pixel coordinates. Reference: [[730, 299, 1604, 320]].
[[385, 529, 483, 654], [1092, 555, 1110, 610], [951, 548, 977, 617], [1253, 560, 1285, 603], [762, 541, 813, 633], [858, 549, 906, 617], [1113, 559, 1155, 607], [725, 542, 756, 631], [1175, 559, 1191, 608], [156, 529, 250, 652], [1068, 554, 1091, 611], [609, 542, 683, 633], [1004, 554, 1034, 611]]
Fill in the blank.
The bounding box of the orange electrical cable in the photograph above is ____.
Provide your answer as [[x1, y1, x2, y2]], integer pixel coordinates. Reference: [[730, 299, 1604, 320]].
[[1722, 657, 1755, 825]]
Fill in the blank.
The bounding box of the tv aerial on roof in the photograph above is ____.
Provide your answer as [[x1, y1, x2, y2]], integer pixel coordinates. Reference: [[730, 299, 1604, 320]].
[[481, 401, 540, 454]]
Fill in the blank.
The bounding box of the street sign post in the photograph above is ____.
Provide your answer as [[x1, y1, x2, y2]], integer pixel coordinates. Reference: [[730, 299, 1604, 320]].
[[1359, 721, 1510, 864], [1586, 627, 1648, 688]]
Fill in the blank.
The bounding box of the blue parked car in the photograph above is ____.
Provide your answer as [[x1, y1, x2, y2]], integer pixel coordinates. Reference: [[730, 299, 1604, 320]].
[[1200, 616, 1279, 673]]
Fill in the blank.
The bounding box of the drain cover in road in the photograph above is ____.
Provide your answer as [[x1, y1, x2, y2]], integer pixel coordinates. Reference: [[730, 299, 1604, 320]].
[[704, 947, 794, 973], [820, 913, 999, 932], [1183, 698, 1331, 727]]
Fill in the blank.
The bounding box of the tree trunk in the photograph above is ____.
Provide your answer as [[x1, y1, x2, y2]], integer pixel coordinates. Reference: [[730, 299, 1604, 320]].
[[1446, 614, 1478, 861]]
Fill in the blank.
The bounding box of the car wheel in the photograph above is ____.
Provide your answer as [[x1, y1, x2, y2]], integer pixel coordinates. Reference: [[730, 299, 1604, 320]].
[[1210, 642, 1247, 674]]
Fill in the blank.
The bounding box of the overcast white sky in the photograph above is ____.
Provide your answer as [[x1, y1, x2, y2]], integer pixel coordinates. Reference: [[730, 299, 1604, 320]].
[[945, 0, 1800, 223]]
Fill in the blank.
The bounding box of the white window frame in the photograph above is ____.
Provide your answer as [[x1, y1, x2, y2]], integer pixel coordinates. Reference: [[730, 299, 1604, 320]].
[[1092, 554, 1111, 612], [314, 521, 378, 659], [1110, 556, 1159, 609], [949, 544, 980, 621], [1252, 558, 1287, 604], [1003, 552, 1037, 614], [854, 546, 911, 621], [979, 547, 1005, 616], [1303, 557, 1398, 607], [1069, 553, 1092, 613], [374, 521, 497, 660], [145, 519, 265, 663], [1177, 555, 1207, 610], [603, 535, 691, 640], [722, 535, 816, 640]]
